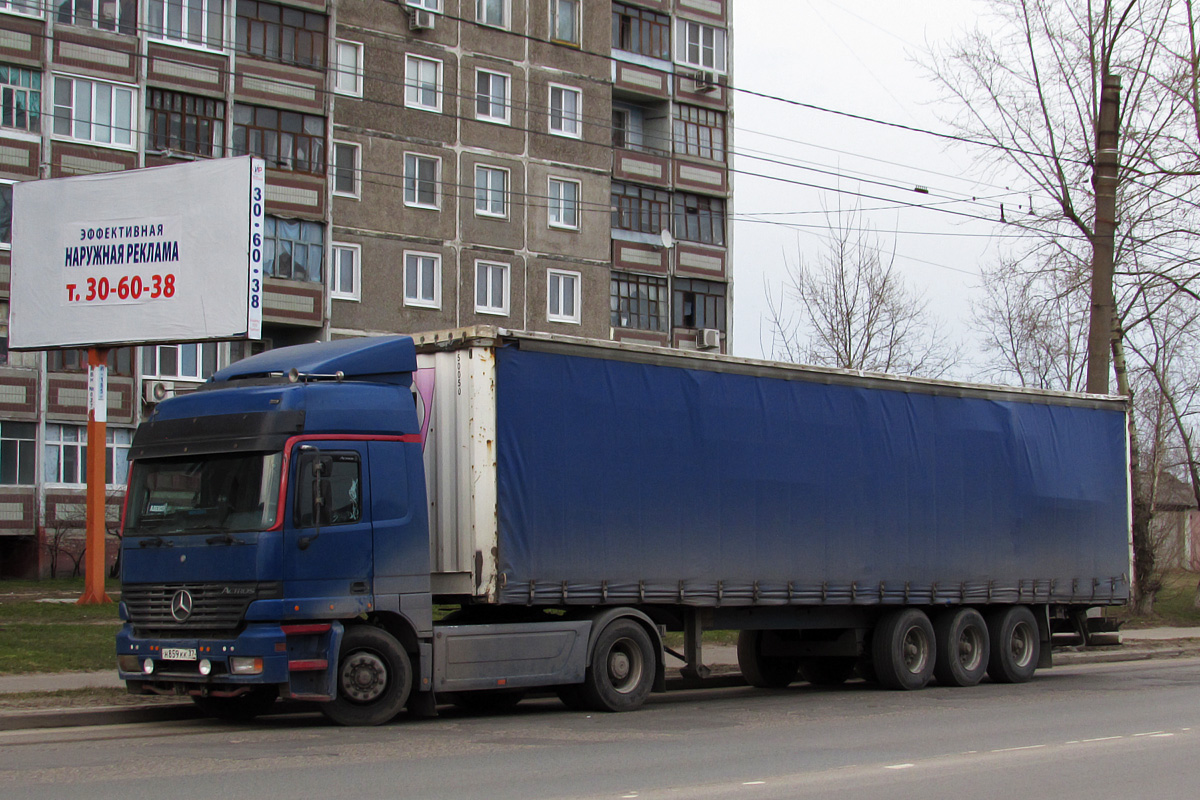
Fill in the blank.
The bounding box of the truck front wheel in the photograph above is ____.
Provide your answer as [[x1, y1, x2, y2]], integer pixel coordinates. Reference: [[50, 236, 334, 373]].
[[580, 619, 656, 712], [986, 606, 1039, 684], [320, 626, 412, 726], [872, 608, 936, 690], [737, 630, 800, 688]]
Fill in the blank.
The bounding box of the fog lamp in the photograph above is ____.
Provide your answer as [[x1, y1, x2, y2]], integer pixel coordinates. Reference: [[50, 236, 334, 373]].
[[143, 659, 155, 675], [198, 659, 212, 676]]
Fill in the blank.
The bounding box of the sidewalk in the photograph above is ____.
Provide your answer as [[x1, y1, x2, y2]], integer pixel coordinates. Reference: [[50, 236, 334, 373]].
[[2, 627, 1199, 731]]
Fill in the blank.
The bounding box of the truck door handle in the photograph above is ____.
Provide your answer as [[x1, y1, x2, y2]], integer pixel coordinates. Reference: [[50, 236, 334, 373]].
[[350, 581, 369, 594]]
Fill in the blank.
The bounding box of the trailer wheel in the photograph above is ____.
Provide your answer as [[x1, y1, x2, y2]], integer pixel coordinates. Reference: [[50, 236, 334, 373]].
[[320, 626, 412, 726], [580, 619, 656, 712], [798, 657, 856, 686], [986, 606, 1039, 684], [192, 687, 278, 722], [872, 608, 936, 690], [933, 608, 989, 687], [736, 630, 800, 688]]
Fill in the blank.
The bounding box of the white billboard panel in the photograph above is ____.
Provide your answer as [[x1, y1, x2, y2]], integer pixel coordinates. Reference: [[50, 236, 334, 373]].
[[9, 156, 265, 349]]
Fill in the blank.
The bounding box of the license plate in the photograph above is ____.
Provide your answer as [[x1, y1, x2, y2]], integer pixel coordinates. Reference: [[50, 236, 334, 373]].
[[161, 648, 196, 661]]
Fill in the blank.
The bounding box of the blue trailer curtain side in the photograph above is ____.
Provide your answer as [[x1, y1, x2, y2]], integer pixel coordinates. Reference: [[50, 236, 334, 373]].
[[494, 344, 1131, 608]]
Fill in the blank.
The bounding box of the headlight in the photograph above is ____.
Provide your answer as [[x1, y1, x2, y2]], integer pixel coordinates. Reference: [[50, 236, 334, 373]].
[[230, 657, 264, 675]]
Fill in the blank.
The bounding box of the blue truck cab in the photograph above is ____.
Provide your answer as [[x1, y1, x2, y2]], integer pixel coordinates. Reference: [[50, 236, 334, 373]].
[[117, 336, 435, 724]]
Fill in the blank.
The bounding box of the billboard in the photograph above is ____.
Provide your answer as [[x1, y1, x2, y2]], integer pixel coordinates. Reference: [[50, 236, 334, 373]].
[[9, 156, 265, 350]]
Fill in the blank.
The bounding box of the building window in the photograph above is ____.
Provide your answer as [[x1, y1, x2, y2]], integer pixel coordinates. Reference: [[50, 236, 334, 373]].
[[404, 54, 441, 111], [0, 182, 11, 247], [477, 0, 505, 27], [264, 215, 323, 282], [49, 348, 133, 375], [549, 84, 581, 138], [232, 104, 325, 175], [236, 0, 326, 69], [611, 182, 668, 234], [56, 0, 136, 34], [674, 104, 725, 162], [0, 65, 40, 134], [673, 192, 725, 245], [474, 165, 507, 218], [331, 243, 360, 301], [676, 19, 726, 72], [0, 0, 41, 18], [612, 3, 669, 60], [550, 0, 579, 45], [611, 272, 667, 331], [44, 424, 133, 487], [404, 153, 439, 208], [404, 251, 440, 308], [475, 260, 509, 315], [408, 0, 439, 9], [52, 76, 135, 148], [332, 141, 360, 197], [547, 269, 580, 324], [475, 69, 510, 124], [0, 421, 34, 485], [333, 40, 363, 97], [673, 278, 726, 330], [146, 88, 224, 157], [142, 342, 218, 379], [548, 177, 580, 229], [146, 0, 223, 49]]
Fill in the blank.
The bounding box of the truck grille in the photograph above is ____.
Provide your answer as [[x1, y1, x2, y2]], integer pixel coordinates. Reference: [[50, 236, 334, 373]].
[[122, 582, 273, 634]]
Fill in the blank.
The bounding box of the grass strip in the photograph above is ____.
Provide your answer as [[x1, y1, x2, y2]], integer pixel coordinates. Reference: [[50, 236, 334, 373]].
[[0, 622, 122, 674]]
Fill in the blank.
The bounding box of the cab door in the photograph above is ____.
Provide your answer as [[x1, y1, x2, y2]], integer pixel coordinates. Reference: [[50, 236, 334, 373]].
[[283, 444, 374, 602]]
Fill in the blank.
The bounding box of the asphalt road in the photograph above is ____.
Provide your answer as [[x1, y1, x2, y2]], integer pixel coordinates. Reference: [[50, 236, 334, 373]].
[[2, 657, 1199, 800]]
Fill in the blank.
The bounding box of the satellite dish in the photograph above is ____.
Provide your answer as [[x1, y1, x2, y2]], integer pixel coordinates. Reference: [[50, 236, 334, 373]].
[[660, 230, 675, 249]]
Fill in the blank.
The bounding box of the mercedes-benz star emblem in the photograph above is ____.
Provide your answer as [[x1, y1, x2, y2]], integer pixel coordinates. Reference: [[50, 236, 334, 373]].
[[170, 589, 193, 622]]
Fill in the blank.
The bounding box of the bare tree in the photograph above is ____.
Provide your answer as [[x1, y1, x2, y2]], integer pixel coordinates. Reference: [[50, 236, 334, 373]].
[[926, 0, 1200, 612], [764, 206, 960, 377]]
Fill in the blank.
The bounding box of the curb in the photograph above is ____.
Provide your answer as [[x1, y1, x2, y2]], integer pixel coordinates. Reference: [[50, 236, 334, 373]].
[[3, 644, 1198, 731]]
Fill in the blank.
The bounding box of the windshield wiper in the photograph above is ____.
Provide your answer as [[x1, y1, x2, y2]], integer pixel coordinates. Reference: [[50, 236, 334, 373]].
[[136, 534, 172, 548], [205, 531, 247, 546]]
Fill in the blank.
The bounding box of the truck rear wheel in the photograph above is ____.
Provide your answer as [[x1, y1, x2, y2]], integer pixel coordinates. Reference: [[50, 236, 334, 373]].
[[933, 608, 989, 687], [737, 630, 800, 688], [192, 686, 278, 722], [580, 619, 656, 712], [320, 626, 412, 726], [986, 606, 1039, 683], [872, 608, 936, 690]]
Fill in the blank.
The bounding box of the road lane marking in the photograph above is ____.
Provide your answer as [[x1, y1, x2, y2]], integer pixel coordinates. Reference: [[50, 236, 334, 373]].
[[885, 763, 915, 770], [1081, 736, 1123, 742], [742, 781, 766, 785], [1133, 731, 1165, 737], [991, 744, 1046, 753]]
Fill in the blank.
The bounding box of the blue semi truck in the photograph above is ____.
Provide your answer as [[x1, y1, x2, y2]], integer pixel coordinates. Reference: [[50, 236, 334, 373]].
[[116, 327, 1131, 725]]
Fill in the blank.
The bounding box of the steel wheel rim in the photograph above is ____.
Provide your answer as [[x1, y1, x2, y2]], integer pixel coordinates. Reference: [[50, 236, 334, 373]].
[[340, 650, 389, 703], [902, 626, 930, 674], [958, 625, 984, 672], [1010, 622, 1035, 669], [607, 637, 645, 694]]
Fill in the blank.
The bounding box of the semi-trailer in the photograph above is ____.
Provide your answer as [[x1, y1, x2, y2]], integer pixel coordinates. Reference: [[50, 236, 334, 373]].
[[116, 327, 1130, 725]]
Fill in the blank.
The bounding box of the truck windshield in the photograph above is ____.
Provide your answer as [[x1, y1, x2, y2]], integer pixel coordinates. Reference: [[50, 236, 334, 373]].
[[124, 452, 284, 535]]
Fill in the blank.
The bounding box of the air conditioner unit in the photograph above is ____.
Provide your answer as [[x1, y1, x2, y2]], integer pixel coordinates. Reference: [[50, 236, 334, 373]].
[[694, 71, 719, 93], [408, 7, 435, 31], [698, 328, 721, 350], [143, 380, 175, 404]]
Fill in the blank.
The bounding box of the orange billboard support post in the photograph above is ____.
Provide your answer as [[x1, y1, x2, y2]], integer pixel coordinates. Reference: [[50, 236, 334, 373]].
[[78, 347, 112, 605]]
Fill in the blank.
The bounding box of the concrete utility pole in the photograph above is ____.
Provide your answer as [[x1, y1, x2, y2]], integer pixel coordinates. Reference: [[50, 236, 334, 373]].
[[1086, 73, 1121, 395]]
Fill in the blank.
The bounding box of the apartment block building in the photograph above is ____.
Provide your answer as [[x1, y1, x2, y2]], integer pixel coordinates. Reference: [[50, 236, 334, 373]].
[[0, 0, 732, 576]]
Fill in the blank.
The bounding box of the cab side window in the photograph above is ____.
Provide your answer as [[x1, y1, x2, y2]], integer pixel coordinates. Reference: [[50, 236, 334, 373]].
[[295, 451, 361, 528]]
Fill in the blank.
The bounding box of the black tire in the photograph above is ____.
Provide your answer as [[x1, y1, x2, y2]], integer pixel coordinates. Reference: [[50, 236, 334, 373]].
[[452, 689, 527, 714], [986, 606, 1040, 684], [192, 686, 278, 722], [320, 626, 412, 726], [798, 657, 856, 686], [736, 630, 800, 689], [580, 619, 656, 712], [933, 608, 990, 687], [871, 608, 936, 690]]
